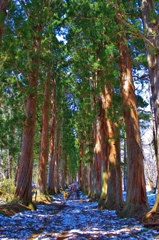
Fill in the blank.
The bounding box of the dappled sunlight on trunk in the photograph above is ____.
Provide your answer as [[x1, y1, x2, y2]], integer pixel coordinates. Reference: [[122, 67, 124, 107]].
[[117, 19, 148, 216]]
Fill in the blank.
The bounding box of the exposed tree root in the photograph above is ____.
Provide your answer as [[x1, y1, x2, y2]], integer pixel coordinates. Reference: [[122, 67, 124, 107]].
[[142, 211, 159, 231], [118, 202, 149, 219], [0, 203, 31, 216]]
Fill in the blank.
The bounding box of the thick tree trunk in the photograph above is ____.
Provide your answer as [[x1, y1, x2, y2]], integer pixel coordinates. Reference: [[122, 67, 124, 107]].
[[14, 155, 21, 186], [115, 127, 123, 206], [59, 141, 66, 190], [118, 33, 148, 217], [38, 69, 50, 194], [59, 157, 65, 190], [48, 78, 56, 194], [87, 163, 91, 196], [81, 163, 88, 194], [123, 135, 128, 191], [93, 118, 102, 199], [89, 120, 100, 199], [54, 129, 60, 193], [78, 141, 83, 188], [79, 143, 89, 194], [105, 86, 118, 209], [15, 77, 36, 203], [89, 161, 93, 197], [78, 158, 82, 187], [100, 95, 109, 201], [15, 94, 35, 204], [140, 0, 159, 212], [99, 86, 122, 209], [48, 154, 55, 194], [15, 25, 42, 205], [90, 160, 97, 199], [78, 140, 89, 194]]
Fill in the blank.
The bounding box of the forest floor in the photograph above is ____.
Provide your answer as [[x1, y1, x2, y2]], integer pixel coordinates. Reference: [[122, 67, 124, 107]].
[[0, 186, 159, 239]]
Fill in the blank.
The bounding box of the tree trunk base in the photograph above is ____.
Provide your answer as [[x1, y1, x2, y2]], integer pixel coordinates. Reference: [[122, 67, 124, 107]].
[[36, 190, 52, 203], [17, 199, 37, 211], [118, 202, 149, 218], [142, 211, 159, 228], [98, 198, 123, 210], [48, 188, 56, 195]]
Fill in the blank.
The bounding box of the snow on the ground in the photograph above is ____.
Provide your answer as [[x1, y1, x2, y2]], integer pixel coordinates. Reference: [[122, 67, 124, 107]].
[[0, 190, 159, 239]]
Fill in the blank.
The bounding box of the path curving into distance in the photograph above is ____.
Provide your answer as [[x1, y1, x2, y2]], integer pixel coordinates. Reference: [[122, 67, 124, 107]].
[[0, 189, 158, 239]]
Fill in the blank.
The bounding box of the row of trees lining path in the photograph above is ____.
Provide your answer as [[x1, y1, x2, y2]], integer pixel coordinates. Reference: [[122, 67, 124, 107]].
[[0, 0, 159, 218]]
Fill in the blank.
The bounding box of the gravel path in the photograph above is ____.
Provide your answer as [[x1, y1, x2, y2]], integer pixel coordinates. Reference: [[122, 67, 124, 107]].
[[0, 191, 159, 239]]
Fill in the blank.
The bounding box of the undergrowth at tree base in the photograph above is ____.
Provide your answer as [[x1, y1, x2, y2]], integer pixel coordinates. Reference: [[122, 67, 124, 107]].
[[0, 185, 52, 216]]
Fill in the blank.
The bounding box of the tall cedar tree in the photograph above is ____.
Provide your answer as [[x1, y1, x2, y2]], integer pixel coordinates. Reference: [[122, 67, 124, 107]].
[[53, 126, 60, 193], [15, 6, 42, 204], [140, 0, 159, 212], [0, 0, 154, 215], [99, 84, 122, 209], [117, 17, 148, 217], [66, 1, 123, 206], [48, 78, 56, 194], [38, 68, 51, 194]]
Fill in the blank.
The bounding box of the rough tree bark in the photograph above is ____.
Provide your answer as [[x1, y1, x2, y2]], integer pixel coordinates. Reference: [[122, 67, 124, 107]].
[[104, 86, 118, 209], [38, 69, 51, 194], [140, 0, 159, 212], [54, 128, 60, 193], [115, 125, 123, 207], [15, 24, 42, 205], [88, 120, 100, 199], [99, 85, 122, 209], [117, 31, 148, 217], [93, 118, 102, 199], [81, 161, 89, 194], [78, 142, 83, 188], [48, 78, 56, 194]]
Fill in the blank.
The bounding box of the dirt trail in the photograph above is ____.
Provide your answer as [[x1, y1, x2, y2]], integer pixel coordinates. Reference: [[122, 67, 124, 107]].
[[0, 189, 159, 239]]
